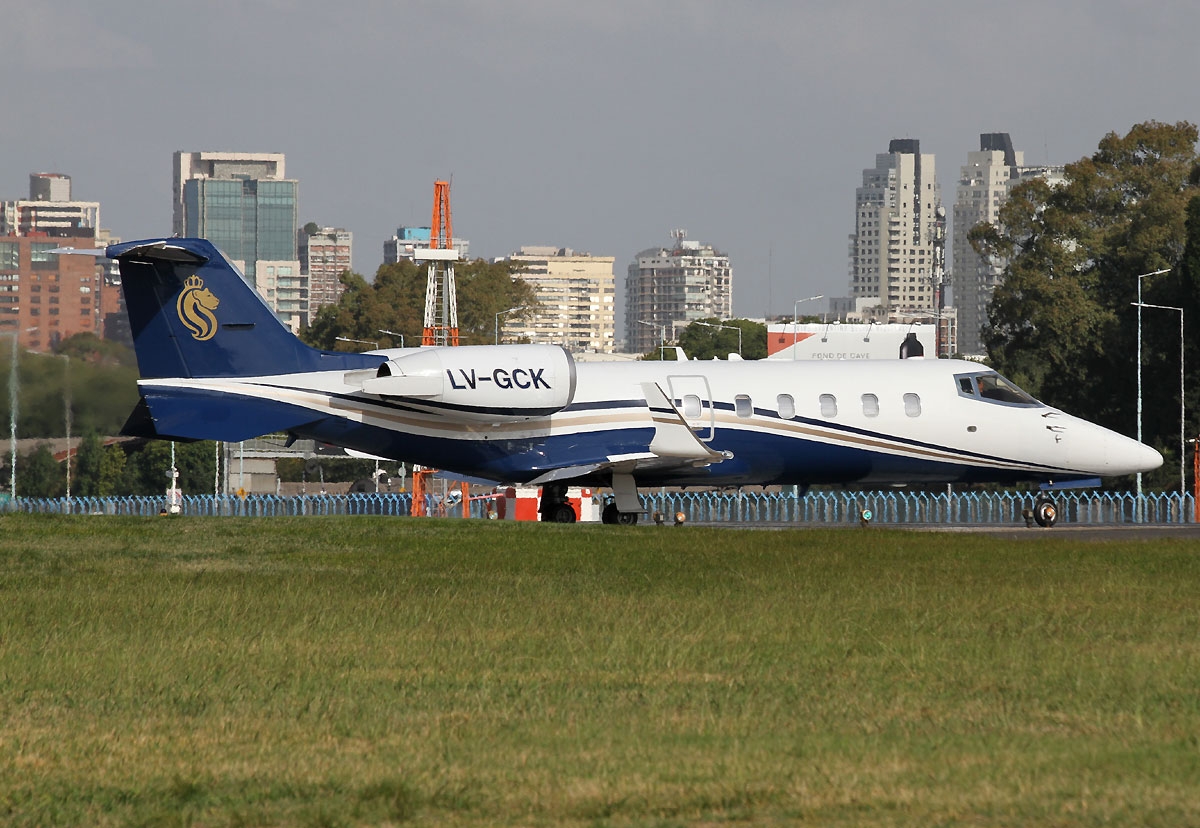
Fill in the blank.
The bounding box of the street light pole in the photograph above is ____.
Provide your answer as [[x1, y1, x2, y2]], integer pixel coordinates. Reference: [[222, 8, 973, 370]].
[[791, 295, 824, 359], [494, 306, 527, 345], [57, 354, 70, 504], [1131, 300, 1185, 510], [7, 333, 16, 499], [636, 319, 666, 360], [1135, 268, 1170, 522], [377, 329, 405, 348], [693, 320, 743, 357], [334, 336, 379, 351]]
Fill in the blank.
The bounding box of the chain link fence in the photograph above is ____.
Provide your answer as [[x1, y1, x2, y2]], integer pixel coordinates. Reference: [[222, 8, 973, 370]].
[[4, 489, 1193, 525]]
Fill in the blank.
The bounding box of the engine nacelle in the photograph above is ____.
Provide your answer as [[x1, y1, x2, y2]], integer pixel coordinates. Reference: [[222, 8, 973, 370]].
[[359, 344, 576, 420]]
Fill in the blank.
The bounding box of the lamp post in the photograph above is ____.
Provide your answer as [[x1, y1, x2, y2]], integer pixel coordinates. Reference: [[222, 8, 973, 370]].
[[1135, 268, 1171, 522], [1131, 299, 1185, 511], [494, 306, 528, 345], [55, 354, 71, 504], [693, 320, 742, 357], [791, 295, 824, 359], [636, 319, 666, 360], [335, 336, 379, 351], [6, 333, 16, 499], [377, 329, 405, 347]]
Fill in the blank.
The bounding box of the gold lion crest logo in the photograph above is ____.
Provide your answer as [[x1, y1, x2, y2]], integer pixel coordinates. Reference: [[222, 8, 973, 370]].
[[176, 274, 220, 341]]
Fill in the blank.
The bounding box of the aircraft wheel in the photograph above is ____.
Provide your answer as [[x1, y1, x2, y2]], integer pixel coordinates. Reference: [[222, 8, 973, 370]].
[[549, 504, 577, 523], [1033, 498, 1058, 528], [602, 501, 639, 525]]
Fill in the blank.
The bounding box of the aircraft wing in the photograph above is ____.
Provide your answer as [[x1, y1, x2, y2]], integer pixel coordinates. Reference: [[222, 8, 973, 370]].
[[526, 382, 726, 485]]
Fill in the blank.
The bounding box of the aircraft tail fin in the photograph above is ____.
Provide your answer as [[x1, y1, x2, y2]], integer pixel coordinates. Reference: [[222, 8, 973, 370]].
[[108, 238, 380, 379]]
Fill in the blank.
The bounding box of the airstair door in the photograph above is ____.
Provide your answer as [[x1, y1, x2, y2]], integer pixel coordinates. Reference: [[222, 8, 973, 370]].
[[667, 374, 715, 442]]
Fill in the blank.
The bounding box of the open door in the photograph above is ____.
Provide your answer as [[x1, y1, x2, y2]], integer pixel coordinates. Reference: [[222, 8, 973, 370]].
[[667, 374, 715, 442]]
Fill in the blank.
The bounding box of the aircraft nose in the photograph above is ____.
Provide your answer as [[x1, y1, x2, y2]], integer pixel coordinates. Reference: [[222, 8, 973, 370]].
[[1108, 437, 1163, 476]]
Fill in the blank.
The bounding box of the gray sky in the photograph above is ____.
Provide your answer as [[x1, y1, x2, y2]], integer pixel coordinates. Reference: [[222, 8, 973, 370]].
[[3, 0, 1198, 321]]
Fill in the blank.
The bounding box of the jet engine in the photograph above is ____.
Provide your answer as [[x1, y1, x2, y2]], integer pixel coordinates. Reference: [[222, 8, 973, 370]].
[[358, 344, 576, 420]]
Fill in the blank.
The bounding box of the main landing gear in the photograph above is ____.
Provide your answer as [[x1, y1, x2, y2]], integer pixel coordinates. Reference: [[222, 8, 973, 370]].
[[539, 474, 644, 525], [538, 482, 578, 523], [601, 499, 639, 525]]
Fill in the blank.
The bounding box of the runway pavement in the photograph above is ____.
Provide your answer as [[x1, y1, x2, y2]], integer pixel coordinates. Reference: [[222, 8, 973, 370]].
[[692, 521, 1200, 541], [902, 523, 1200, 542]]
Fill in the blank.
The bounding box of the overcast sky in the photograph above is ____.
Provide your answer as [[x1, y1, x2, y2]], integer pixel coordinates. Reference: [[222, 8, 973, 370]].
[[3, 0, 1198, 322]]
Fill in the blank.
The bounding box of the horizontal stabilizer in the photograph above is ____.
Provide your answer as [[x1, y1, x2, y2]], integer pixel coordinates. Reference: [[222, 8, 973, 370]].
[[136, 386, 324, 443]]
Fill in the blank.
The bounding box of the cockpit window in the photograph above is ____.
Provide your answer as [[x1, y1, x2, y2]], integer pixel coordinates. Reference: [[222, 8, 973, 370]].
[[954, 371, 1040, 407]]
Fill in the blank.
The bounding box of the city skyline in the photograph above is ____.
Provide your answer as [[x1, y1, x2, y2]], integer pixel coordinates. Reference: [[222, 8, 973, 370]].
[[3, 1, 1196, 321]]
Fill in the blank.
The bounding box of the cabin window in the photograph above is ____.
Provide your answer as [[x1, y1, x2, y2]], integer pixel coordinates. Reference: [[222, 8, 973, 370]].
[[776, 394, 795, 420], [819, 393, 838, 418], [903, 393, 922, 417], [681, 394, 702, 419], [861, 394, 879, 417], [735, 394, 753, 418]]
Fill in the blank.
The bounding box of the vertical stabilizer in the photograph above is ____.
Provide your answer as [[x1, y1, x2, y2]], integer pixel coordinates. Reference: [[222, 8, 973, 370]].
[[109, 238, 380, 379]]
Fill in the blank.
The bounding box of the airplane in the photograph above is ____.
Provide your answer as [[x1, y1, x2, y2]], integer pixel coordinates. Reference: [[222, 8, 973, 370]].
[[101, 237, 1161, 527]]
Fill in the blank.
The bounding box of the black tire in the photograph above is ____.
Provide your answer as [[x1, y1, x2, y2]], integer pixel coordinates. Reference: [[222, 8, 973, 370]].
[[1033, 499, 1058, 528], [549, 504, 577, 523], [602, 502, 619, 524], [616, 511, 638, 526]]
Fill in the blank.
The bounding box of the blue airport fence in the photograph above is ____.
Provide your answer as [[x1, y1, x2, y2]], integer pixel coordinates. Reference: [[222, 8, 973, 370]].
[[3, 489, 1194, 525]]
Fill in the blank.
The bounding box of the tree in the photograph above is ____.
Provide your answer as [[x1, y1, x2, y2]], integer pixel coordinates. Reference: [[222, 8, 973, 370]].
[[675, 319, 768, 360], [302, 259, 538, 349], [73, 431, 104, 497], [117, 440, 216, 496], [19, 443, 64, 498], [98, 444, 127, 496], [0, 338, 139, 440], [973, 121, 1200, 449]]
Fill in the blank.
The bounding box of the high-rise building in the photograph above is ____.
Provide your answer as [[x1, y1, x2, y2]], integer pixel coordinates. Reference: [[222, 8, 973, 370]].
[[501, 246, 615, 353], [624, 231, 732, 355], [848, 139, 942, 317], [952, 133, 1066, 355], [172, 151, 305, 330], [0, 174, 120, 351], [300, 226, 352, 318]]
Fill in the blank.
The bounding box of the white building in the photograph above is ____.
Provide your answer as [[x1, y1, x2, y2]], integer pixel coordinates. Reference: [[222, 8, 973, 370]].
[[766, 321, 938, 361], [501, 246, 616, 353], [952, 133, 1065, 356], [624, 231, 732, 355], [1, 173, 100, 239], [848, 139, 942, 316], [300, 226, 353, 319]]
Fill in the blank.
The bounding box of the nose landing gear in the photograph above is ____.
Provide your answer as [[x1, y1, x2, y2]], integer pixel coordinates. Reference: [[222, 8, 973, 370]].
[[1032, 494, 1059, 528]]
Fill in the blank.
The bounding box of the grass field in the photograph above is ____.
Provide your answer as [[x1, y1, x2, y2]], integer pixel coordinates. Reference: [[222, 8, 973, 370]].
[[0, 515, 1198, 826]]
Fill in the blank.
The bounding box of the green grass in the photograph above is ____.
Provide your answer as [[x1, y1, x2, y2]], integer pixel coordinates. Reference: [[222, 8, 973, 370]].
[[1, 516, 1198, 826]]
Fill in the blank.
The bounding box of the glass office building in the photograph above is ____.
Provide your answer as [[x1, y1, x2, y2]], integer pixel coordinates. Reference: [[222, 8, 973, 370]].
[[182, 177, 298, 280]]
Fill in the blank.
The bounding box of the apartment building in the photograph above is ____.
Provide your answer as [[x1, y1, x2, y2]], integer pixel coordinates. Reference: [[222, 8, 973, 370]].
[[502, 246, 615, 353]]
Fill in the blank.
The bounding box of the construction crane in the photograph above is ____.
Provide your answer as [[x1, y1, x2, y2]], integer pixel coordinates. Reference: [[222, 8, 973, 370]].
[[419, 180, 459, 347], [412, 179, 466, 516]]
